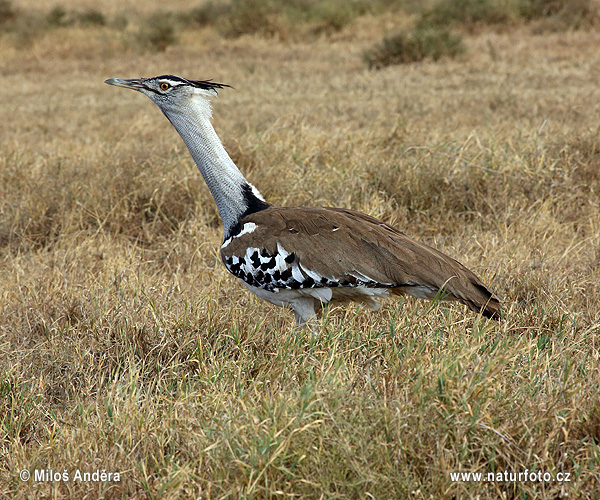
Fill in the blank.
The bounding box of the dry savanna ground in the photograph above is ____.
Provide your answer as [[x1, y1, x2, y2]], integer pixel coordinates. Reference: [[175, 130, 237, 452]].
[[1, 1, 600, 498]]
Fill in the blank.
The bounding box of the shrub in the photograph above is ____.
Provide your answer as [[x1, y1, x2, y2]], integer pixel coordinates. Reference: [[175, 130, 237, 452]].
[[364, 28, 464, 69], [215, 0, 280, 38], [47, 6, 108, 29], [47, 5, 71, 27], [0, 0, 15, 26], [518, 0, 595, 30], [77, 8, 106, 26], [188, 1, 231, 27], [520, 0, 582, 18], [418, 0, 513, 28], [138, 13, 177, 51], [287, 0, 371, 33], [186, 0, 387, 38], [417, 0, 596, 31]]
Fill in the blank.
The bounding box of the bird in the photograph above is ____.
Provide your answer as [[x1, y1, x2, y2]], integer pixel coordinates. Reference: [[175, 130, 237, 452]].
[[105, 75, 501, 326]]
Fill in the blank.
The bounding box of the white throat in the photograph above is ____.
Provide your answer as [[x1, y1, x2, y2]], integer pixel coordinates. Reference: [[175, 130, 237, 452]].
[[162, 97, 266, 237]]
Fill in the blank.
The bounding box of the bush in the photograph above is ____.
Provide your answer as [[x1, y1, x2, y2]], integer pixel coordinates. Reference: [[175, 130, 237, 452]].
[[77, 8, 106, 26], [518, 0, 595, 30], [0, 0, 15, 26], [47, 6, 108, 28], [215, 0, 280, 38], [417, 0, 596, 31], [364, 28, 464, 69], [519, 0, 583, 18], [187, 0, 387, 38], [47, 5, 71, 27], [286, 0, 372, 33], [418, 0, 513, 28], [137, 13, 177, 51], [188, 1, 231, 27]]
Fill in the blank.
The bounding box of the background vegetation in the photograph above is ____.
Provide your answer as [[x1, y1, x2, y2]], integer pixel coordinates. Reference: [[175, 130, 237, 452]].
[[1, 0, 599, 498]]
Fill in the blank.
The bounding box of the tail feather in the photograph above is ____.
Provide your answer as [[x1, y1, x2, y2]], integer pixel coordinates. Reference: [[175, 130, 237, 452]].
[[393, 279, 502, 320], [459, 281, 502, 320]]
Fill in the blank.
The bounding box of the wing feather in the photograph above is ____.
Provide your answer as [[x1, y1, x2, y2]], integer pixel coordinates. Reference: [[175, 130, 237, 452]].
[[222, 206, 501, 319]]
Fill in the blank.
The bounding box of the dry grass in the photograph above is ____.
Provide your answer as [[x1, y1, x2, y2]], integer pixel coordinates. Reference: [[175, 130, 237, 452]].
[[1, 4, 600, 499]]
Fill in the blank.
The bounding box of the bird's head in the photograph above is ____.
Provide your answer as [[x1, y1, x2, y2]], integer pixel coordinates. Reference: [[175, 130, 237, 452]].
[[105, 75, 230, 117]]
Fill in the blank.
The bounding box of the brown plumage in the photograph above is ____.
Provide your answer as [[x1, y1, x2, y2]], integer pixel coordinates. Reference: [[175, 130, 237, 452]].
[[221, 206, 501, 323]]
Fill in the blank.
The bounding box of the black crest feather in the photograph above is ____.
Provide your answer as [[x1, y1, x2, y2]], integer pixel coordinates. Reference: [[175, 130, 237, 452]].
[[156, 75, 231, 91], [188, 78, 232, 91]]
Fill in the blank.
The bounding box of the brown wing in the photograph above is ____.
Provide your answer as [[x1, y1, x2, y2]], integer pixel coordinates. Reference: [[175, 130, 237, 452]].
[[221, 206, 501, 319]]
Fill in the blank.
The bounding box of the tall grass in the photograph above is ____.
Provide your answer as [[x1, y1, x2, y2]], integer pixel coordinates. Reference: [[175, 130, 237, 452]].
[[1, 4, 600, 499]]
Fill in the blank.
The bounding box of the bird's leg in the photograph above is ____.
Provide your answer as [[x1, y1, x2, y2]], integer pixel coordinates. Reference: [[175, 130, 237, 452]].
[[292, 297, 317, 330], [294, 315, 321, 334]]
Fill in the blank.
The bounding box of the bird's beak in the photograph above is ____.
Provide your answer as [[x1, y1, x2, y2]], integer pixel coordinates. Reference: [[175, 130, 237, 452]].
[[104, 78, 144, 90]]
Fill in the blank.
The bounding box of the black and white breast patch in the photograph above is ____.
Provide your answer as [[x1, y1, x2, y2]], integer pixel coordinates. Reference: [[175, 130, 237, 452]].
[[222, 240, 391, 293], [223, 242, 323, 291]]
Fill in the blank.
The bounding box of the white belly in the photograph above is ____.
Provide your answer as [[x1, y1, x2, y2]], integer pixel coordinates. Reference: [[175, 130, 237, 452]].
[[241, 281, 391, 311]]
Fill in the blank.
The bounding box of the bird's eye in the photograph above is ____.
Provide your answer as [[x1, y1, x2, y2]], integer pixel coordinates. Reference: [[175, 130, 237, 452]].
[[160, 82, 170, 91]]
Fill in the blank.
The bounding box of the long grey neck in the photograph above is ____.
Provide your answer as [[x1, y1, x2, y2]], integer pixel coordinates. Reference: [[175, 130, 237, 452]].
[[163, 100, 267, 238]]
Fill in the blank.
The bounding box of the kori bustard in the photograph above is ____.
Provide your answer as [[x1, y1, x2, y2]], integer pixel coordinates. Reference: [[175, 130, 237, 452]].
[[105, 75, 501, 325]]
